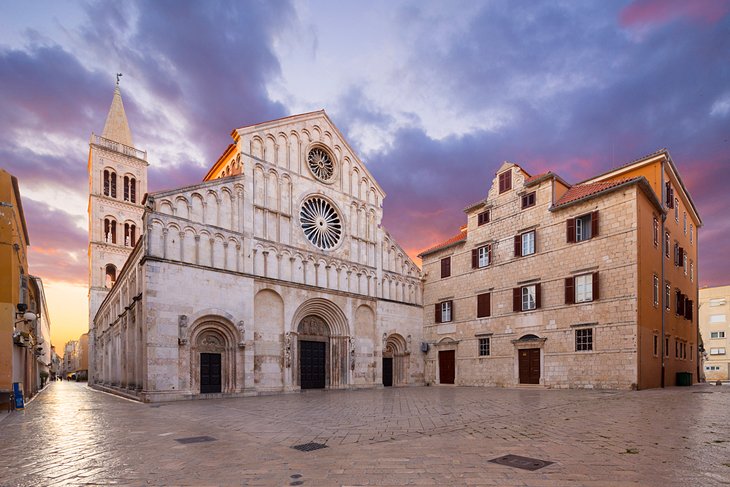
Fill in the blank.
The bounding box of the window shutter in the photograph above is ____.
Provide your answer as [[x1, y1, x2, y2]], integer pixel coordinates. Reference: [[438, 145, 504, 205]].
[[565, 277, 574, 304], [441, 257, 451, 278], [567, 218, 576, 243], [472, 249, 478, 269], [435, 303, 441, 323], [477, 293, 491, 318], [592, 271, 600, 300], [513, 287, 521, 312], [449, 300, 454, 321], [485, 293, 491, 317], [591, 211, 599, 237], [686, 299, 693, 320], [679, 247, 684, 264], [674, 243, 679, 266], [488, 244, 492, 264], [535, 283, 542, 309], [514, 235, 522, 257]]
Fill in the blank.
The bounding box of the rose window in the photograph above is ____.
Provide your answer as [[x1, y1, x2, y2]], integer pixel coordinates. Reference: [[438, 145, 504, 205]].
[[307, 148, 335, 182], [300, 196, 342, 250]]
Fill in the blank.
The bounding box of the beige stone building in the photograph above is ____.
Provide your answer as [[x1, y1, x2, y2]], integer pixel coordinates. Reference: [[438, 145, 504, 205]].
[[90, 103, 424, 401], [699, 285, 730, 381], [419, 151, 700, 389]]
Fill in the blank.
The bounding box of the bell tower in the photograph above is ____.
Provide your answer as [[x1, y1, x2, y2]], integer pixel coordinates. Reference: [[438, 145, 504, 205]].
[[87, 77, 148, 378]]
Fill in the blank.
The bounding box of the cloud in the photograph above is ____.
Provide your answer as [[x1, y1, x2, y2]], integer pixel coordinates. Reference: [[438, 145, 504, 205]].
[[620, 0, 730, 29]]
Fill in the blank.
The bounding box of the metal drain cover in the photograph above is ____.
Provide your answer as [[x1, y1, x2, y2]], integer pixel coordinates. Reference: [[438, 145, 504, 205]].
[[292, 442, 328, 452], [175, 436, 217, 444], [489, 454, 553, 471]]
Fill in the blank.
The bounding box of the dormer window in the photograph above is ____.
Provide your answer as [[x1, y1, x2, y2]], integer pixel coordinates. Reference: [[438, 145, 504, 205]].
[[521, 192, 536, 209], [498, 171, 512, 194], [477, 210, 490, 226]]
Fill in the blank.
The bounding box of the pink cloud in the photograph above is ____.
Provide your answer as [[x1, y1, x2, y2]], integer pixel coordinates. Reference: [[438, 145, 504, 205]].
[[620, 0, 730, 28]]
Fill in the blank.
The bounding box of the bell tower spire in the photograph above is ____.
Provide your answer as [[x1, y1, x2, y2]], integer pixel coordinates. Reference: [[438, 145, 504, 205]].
[[101, 73, 134, 147]]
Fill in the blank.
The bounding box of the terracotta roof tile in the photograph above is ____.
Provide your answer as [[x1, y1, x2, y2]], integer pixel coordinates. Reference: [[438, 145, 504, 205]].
[[524, 172, 549, 184], [553, 177, 640, 208], [418, 230, 467, 257]]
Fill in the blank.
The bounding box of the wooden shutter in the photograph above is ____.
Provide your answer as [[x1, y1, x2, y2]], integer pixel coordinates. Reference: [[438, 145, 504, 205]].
[[448, 300, 454, 321], [488, 244, 492, 265], [592, 271, 600, 300], [679, 247, 684, 266], [686, 299, 693, 320], [591, 211, 599, 237], [514, 235, 522, 257], [567, 218, 576, 243], [477, 293, 491, 318], [565, 277, 574, 304], [435, 303, 442, 323], [472, 248, 478, 268], [666, 182, 674, 207], [513, 287, 521, 312], [535, 283, 542, 309], [441, 257, 451, 278]]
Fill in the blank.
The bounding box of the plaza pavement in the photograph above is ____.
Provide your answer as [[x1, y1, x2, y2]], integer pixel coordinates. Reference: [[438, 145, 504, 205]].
[[1, 381, 729, 486]]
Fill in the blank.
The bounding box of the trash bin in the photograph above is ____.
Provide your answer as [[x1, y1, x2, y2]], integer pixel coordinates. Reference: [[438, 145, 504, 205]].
[[676, 372, 692, 386]]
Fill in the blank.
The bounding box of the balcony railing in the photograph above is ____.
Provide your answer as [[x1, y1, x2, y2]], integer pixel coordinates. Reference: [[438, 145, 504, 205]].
[[91, 134, 147, 161]]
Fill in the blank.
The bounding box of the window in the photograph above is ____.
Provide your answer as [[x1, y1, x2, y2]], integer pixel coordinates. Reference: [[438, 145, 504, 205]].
[[710, 348, 727, 355], [567, 212, 599, 243], [565, 272, 599, 304], [665, 181, 674, 208], [477, 210, 490, 226], [124, 223, 136, 247], [710, 331, 726, 339], [709, 315, 727, 323], [515, 230, 536, 257], [684, 298, 693, 321], [675, 340, 679, 358], [673, 242, 680, 267], [653, 217, 658, 247], [690, 344, 693, 361], [665, 336, 670, 357], [104, 218, 117, 244], [674, 199, 679, 222], [665, 283, 670, 311], [710, 299, 727, 307], [521, 192, 536, 209], [653, 334, 658, 356], [472, 245, 492, 268], [664, 232, 670, 258], [653, 275, 659, 307], [498, 171, 512, 193], [690, 261, 694, 282], [575, 328, 593, 352], [477, 293, 491, 318], [683, 212, 687, 234], [706, 365, 721, 371], [675, 289, 685, 316], [514, 284, 540, 312], [683, 253, 687, 275], [478, 337, 491, 356], [435, 301, 453, 323], [107, 171, 117, 198], [123, 176, 136, 203], [103, 170, 110, 196], [690, 224, 693, 244], [105, 264, 117, 289], [440, 257, 451, 278], [124, 175, 130, 201]]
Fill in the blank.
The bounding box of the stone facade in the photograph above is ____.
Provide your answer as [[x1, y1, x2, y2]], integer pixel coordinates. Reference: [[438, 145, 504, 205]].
[[91, 111, 424, 401], [699, 285, 730, 381], [420, 152, 700, 390]]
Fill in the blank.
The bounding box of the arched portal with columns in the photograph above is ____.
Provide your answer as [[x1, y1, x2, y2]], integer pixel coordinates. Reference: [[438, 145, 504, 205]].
[[187, 318, 242, 394], [383, 333, 409, 387], [290, 298, 350, 390]]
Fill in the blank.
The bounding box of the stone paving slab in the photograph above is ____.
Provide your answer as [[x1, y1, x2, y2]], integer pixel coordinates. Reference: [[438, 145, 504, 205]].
[[0, 382, 729, 486]]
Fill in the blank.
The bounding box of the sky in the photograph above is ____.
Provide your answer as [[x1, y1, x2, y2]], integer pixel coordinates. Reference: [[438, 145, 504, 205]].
[[1, 0, 728, 353]]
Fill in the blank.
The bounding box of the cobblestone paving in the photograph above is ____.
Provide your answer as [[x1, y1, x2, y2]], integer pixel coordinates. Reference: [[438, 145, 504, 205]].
[[1, 382, 729, 486]]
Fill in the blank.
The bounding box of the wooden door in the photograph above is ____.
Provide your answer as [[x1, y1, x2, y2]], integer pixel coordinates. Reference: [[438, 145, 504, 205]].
[[300, 340, 326, 389], [518, 348, 540, 384], [382, 357, 393, 387], [439, 350, 456, 384], [200, 353, 222, 393]]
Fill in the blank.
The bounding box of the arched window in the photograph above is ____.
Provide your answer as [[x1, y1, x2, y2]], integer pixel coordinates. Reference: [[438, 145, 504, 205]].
[[110, 171, 117, 198], [124, 176, 130, 201], [130, 177, 136, 203], [105, 264, 117, 288], [124, 223, 136, 247], [103, 170, 110, 196], [104, 218, 117, 244]]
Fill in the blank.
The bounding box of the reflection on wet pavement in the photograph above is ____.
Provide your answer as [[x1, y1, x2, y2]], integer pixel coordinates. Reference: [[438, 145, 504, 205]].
[[1, 381, 729, 486]]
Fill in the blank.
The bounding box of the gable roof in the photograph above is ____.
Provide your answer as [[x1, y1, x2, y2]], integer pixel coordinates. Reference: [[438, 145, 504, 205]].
[[417, 229, 467, 258], [552, 177, 639, 208]]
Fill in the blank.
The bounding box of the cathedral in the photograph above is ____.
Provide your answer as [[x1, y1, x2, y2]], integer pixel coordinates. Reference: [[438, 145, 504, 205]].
[[88, 84, 424, 401]]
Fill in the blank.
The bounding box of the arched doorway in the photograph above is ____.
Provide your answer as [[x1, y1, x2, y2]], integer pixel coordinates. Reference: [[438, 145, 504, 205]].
[[383, 334, 409, 387], [297, 316, 329, 389], [291, 298, 350, 390], [189, 321, 239, 394]]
